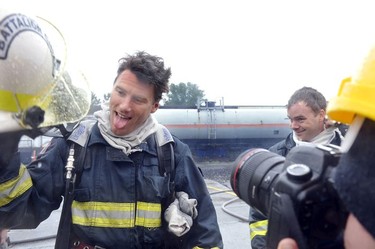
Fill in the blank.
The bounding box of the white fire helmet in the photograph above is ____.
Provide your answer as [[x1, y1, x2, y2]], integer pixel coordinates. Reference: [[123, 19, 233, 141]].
[[0, 9, 91, 133]]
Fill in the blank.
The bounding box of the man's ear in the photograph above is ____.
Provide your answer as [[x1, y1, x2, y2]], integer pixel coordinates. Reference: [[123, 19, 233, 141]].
[[319, 109, 326, 122], [151, 102, 159, 113]]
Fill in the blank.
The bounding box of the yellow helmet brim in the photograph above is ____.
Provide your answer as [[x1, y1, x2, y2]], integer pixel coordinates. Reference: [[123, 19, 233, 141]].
[[328, 76, 375, 124]]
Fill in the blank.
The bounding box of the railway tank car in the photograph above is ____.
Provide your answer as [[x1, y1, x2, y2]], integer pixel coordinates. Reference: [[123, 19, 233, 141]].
[[153, 101, 291, 162]]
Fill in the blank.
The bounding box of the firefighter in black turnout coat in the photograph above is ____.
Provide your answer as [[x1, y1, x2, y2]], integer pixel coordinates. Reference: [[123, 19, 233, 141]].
[[0, 9, 222, 249]]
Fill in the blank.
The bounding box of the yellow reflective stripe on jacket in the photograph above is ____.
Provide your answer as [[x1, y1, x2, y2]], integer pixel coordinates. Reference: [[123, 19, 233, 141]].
[[249, 219, 268, 239], [192, 247, 221, 249], [135, 201, 162, 227], [0, 165, 32, 207], [72, 201, 162, 228]]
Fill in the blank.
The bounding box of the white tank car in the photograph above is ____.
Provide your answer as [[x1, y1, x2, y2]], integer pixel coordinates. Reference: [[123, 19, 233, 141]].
[[154, 105, 290, 140], [153, 103, 291, 162]]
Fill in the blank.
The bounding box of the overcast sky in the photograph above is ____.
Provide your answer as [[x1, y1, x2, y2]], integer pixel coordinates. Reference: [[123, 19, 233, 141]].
[[4, 0, 375, 105]]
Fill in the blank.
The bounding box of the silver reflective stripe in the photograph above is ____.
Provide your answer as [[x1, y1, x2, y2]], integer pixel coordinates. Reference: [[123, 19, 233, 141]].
[[72, 201, 162, 228], [0, 165, 32, 207]]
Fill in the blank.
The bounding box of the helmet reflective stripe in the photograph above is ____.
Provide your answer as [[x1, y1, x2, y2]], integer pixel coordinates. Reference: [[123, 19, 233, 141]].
[[72, 201, 162, 228], [0, 165, 33, 207], [0, 89, 25, 112], [0, 87, 52, 113]]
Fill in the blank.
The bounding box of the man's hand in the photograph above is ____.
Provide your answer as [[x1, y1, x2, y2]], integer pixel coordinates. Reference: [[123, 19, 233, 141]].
[[277, 238, 299, 249]]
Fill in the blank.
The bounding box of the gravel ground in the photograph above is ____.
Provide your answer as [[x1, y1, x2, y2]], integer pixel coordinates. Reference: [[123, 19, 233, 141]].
[[197, 161, 234, 187]]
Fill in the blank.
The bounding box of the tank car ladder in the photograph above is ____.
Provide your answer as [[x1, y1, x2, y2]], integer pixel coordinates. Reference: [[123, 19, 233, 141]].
[[207, 108, 217, 140]]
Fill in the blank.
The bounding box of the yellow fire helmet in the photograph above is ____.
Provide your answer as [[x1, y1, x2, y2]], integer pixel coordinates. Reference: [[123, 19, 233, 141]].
[[0, 9, 91, 133], [327, 45, 375, 125]]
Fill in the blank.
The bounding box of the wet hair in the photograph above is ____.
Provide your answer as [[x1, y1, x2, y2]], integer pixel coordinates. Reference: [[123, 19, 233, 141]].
[[115, 51, 171, 102], [287, 86, 327, 114]]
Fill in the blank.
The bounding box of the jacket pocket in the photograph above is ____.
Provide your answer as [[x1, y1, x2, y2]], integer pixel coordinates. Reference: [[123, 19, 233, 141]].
[[141, 157, 171, 200], [142, 175, 170, 200]]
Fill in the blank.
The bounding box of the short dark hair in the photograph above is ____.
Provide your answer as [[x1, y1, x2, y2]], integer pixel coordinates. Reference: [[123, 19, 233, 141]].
[[287, 86, 327, 114], [115, 51, 171, 102]]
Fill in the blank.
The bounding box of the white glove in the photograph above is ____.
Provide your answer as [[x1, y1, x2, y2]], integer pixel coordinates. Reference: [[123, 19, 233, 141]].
[[176, 191, 198, 219], [164, 191, 198, 237]]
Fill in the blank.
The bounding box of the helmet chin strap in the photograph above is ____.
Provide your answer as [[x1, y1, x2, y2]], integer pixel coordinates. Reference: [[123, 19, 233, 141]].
[[341, 115, 365, 153]]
